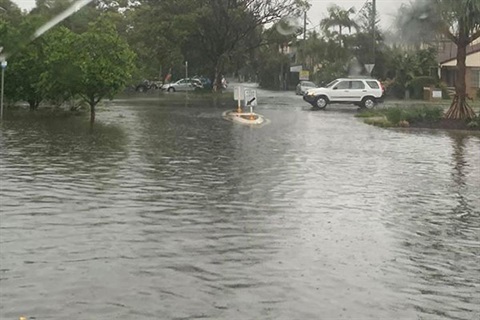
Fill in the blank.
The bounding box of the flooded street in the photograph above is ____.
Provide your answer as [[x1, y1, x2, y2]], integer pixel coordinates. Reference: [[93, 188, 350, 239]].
[[1, 87, 479, 319]]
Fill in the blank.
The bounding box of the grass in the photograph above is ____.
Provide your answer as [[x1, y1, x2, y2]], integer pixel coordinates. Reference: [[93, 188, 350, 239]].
[[356, 100, 480, 130], [356, 105, 444, 125]]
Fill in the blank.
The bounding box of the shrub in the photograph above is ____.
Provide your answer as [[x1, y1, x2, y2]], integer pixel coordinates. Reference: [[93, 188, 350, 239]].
[[404, 106, 444, 123], [385, 105, 443, 125], [407, 76, 437, 100], [423, 106, 444, 121], [467, 116, 480, 128], [385, 81, 406, 99], [385, 107, 404, 124]]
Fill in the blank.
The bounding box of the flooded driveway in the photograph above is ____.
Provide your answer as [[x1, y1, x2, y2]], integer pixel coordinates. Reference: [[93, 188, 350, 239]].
[[1, 87, 479, 319]]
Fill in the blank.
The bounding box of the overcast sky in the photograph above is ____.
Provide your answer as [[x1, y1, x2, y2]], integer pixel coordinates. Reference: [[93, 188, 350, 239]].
[[11, 0, 408, 30]]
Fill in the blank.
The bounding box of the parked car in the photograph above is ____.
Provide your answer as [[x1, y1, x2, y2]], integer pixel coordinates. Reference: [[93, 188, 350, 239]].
[[296, 81, 317, 95], [303, 78, 385, 109], [162, 78, 203, 92], [192, 75, 213, 90], [135, 79, 161, 92]]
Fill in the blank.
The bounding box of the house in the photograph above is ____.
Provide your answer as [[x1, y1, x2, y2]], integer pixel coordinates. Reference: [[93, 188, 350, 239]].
[[437, 38, 480, 99]]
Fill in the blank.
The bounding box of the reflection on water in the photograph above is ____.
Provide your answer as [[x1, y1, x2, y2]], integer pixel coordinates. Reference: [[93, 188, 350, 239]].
[[0, 95, 479, 319], [449, 133, 473, 217]]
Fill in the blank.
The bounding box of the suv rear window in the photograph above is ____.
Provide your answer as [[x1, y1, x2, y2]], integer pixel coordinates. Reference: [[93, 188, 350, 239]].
[[366, 81, 380, 89]]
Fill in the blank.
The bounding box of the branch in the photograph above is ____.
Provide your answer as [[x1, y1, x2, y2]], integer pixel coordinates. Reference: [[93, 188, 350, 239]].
[[468, 28, 480, 44], [440, 24, 459, 44]]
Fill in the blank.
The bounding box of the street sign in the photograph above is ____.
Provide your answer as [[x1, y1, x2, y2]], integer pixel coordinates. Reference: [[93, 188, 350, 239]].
[[299, 70, 309, 80], [290, 65, 302, 72], [244, 89, 257, 107], [365, 64, 375, 74], [234, 86, 244, 100]]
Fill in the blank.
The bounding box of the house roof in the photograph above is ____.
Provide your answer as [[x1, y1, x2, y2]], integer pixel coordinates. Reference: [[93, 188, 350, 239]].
[[441, 51, 480, 67], [438, 42, 480, 64]]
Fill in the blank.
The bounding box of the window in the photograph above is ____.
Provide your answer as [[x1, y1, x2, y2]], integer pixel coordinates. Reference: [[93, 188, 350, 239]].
[[335, 81, 350, 89], [351, 81, 365, 89], [326, 80, 339, 88], [472, 69, 480, 88], [366, 81, 380, 89]]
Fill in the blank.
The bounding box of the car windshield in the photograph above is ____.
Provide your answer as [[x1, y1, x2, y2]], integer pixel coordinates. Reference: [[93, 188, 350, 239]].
[[326, 80, 339, 88], [303, 81, 316, 87]]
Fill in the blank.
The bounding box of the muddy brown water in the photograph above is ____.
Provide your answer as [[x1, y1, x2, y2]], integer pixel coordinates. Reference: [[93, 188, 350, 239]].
[[1, 88, 479, 319]]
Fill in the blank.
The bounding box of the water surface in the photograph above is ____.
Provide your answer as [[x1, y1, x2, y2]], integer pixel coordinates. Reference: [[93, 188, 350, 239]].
[[1, 89, 479, 319]]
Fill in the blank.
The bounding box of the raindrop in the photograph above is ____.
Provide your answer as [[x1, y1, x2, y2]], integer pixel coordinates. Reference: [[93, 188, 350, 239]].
[[276, 16, 301, 36]]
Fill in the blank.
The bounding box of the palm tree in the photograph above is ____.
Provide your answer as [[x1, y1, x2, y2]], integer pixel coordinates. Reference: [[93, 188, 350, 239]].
[[320, 4, 358, 46]]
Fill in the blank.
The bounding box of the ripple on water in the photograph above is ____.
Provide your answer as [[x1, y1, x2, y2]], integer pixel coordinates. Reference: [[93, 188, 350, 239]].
[[0, 100, 479, 319]]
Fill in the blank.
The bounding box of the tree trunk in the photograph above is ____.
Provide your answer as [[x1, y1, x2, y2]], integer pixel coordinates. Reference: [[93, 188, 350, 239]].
[[28, 99, 39, 110], [89, 99, 96, 124], [444, 21, 476, 120], [212, 54, 226, 93]]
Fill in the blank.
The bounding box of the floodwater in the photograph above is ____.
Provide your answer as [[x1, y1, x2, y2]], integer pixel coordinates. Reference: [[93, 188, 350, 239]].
[[1, 86, 479, 319]]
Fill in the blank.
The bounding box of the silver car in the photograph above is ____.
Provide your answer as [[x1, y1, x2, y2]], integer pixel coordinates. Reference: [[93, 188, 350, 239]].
[[295, 81, 317, 95], [163, 78, 203, 92]]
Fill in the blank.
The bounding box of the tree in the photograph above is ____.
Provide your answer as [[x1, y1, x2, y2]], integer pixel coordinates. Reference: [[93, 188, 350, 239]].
[[396, 0, 480, 119], [2, 13, 51, 109], [130, 0, 308, 90], [203, 0, 309, 90], [320, 4, 358, 46], [72, 18, 136, 123], [37, 26, 80, 107]]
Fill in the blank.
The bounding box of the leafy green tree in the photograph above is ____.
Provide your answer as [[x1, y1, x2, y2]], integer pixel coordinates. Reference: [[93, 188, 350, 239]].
[[37, 26, 80, 106], [2, 14, 50, 109], [130, 0, 308, 90], [4, 39, 48, 109], [125, 0, 189, 81], [71, 18, 136, 123], [256, 23, 297, 89], [354, 2, 381, 66], [379, 46, 437, 98]]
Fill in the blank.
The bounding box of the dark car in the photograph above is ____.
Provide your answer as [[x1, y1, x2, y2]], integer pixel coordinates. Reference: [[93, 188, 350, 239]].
[[135, 79, 161, 92]]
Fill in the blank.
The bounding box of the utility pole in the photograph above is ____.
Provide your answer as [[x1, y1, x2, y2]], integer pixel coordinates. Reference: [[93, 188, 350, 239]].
[[303, 11, 307, 41], [0, 50, 6, 120], [372, 0, 376, 63]]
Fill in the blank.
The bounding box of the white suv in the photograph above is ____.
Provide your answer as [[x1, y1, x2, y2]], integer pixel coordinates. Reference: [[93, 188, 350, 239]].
[[303, 78, 384, 109]]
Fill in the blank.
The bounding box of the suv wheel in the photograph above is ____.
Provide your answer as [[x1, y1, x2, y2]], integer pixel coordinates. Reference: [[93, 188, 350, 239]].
[[314, 96, 328, 109], [362, 97, 375, 109]]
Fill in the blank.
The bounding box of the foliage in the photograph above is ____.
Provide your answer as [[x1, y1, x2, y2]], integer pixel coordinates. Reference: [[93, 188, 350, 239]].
[[72, 18, 136, 121], [408, 76, 437, 99], [3, 9, 135, 122], [128, 0, 308, 89], [385, 107, 403, 124], [384, 106, 444, 125], [320, 5, 358, 39], [379, 47, 438, 99], [467, 116, 480, 128], [396, 0, 480, 119], [363, 117, 392, 127], [36, 26, 79, 106]]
